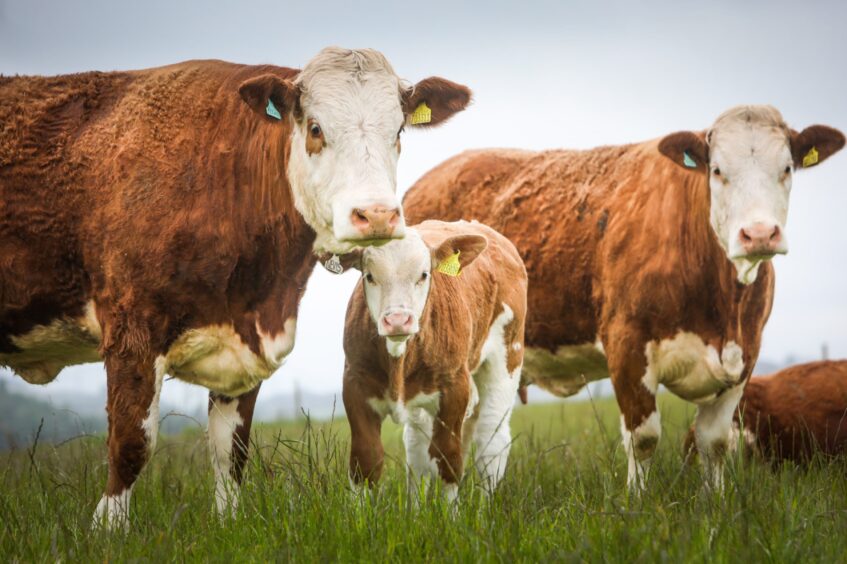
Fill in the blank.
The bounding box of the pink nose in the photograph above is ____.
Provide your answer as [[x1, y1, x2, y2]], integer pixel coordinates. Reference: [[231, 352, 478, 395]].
[[350, 206, 401, 238], [738, 223, 782, 255], [381, 312, 413, 335]]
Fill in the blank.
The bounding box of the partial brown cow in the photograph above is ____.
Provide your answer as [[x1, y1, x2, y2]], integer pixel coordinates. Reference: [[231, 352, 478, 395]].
[[403, 105, 845, 491], [684, 360, 847, 463], [0, 47, 471, 528], [341, 220, 527, 500]]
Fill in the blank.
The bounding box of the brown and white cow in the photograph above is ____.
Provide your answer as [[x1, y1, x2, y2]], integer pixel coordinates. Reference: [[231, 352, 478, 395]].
[[341, 220, 527, 500], [403, 106, 845, 490], [0, 47, 470, 528], [684, 360, 847, 463]]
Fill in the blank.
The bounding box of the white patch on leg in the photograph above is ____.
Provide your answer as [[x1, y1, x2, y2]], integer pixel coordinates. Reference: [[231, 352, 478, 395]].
[[208, 397, 244, 518], [93, 487, 133, 530], [695, 384, 745, 490], [620, 411, 661, 492], [140, 356, 166, 454], [469, 303, 521, 492]]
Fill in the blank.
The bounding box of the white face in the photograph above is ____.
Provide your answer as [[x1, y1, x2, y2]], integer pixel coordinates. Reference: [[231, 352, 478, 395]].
[[287, 64, 406, 254], [360, 230, 432, 342], [707, 116, 792, 283]]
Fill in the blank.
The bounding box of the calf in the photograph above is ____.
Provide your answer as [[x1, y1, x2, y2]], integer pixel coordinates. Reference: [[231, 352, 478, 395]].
[[341, 220, 527, 499], [403, 105, 845, 490], [0, 47, 471, 528], [684, 360, 847, 463]]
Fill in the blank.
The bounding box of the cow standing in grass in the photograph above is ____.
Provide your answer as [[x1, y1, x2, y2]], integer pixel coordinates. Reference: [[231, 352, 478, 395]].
[[0, 47, 471, 528], [341, 220, 527, 499], [403, 106, 844, 490]]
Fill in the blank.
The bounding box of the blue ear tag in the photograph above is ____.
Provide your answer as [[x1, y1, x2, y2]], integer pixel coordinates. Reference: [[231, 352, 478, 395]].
[[265, 99, 282, 120], [683, 151, 697, 168]]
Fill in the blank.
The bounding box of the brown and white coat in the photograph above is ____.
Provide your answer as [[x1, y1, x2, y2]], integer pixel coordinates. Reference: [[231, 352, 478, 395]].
[[403, 106, 845, 490], [0, 47, 471, 527], [342, 220, 527, 499]]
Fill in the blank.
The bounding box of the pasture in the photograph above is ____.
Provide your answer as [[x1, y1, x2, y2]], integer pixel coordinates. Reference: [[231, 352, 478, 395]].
[[2, 394, 845, 562]]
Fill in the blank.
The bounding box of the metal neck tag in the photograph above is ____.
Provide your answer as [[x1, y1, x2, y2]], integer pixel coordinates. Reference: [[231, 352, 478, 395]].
[[323, 254, 344, 275]]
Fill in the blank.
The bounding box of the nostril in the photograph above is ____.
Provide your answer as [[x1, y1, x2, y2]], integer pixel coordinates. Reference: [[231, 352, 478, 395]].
[[739, 229, 752, 243], [388, 210, 400, 227], [770, 226, 781, 242]]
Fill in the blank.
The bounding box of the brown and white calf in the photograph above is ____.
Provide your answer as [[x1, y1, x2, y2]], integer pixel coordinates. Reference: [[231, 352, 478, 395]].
[[0, 47, 471, 528], [341, 220, 527, 500], [403, 106, 845, 490], [684, 360, 847, 463]]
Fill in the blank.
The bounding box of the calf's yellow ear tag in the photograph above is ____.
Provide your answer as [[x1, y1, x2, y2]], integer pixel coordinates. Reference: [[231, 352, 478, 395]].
[[802, 146, 819, 168], [410, 102, 432, 125], [436, 251, 461, 277]]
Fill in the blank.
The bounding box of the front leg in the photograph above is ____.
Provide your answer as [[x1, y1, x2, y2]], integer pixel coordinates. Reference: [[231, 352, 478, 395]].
[[342, 373, 384, 490], [208, 384, 261, 518], [694, 383, 745, 490], [94, 354, 165, 530], [428, 376, 471, 504]]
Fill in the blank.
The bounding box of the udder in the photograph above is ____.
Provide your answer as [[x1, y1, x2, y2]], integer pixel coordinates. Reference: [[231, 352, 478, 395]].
[[522, 342, 610, 397]]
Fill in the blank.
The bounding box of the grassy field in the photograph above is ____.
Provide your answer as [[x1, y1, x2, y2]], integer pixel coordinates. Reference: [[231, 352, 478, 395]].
[[2, 393, 846, 562]]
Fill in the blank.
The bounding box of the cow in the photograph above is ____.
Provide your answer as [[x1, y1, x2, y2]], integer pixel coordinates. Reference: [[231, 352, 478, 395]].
[[340, 220, 527, 501], [0, 47, 471, 528], [684, 360, 847, 463], [402, 105, 845, 491]]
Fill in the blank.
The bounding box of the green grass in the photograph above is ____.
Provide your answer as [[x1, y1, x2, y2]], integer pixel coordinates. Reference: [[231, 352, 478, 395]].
[[2, 394, 846, 562]]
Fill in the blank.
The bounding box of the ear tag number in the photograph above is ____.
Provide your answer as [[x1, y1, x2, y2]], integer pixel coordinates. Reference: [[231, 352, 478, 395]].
[[266, 99, 282, 120], [410, 102, 432, 125], [802, 146, 819, 168], [436, 251, 461, 277], [682, 151, 697, 168], [323, 254, 343, 275]]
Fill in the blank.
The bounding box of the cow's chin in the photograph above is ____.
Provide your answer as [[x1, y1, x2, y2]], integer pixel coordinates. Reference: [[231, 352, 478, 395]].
[[313, 228, 405, 256], [729, 254, 780, 285]]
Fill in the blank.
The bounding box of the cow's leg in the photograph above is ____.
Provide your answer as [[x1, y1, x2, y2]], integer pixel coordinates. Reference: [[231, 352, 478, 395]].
[[342, 378, 384, 491], [208, 384, 260, 518], [429, 379, 471, 504], [94, 354, 165, 530], [606, 335, 661, 492], [404, 406, 438, 501], [469, 358, 520, 493], [694, 383, 745, 490]]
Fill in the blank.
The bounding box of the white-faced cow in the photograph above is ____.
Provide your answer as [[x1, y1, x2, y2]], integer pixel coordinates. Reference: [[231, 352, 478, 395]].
[[403, 105, 844, 491], [0, 47, 471, 528], [341, 220, 527, 500]]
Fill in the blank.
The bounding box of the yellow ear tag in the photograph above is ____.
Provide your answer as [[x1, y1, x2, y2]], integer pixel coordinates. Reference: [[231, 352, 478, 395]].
[[410, 102, 432, 125], [802, 146, 819, 168], [436, 251, 461, 277]]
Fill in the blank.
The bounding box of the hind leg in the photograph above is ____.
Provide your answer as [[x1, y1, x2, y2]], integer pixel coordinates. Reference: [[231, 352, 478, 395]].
[[470, 358, 520, 492]]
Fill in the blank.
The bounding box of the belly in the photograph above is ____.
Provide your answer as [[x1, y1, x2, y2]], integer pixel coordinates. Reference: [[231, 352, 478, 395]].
[[522, 342, 609, 397], [0, 302, 103, 384]]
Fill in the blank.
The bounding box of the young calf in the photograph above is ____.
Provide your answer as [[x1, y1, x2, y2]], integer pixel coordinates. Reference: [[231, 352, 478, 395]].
[[341, 220, 527, 500], [684, 360, 847, 463]]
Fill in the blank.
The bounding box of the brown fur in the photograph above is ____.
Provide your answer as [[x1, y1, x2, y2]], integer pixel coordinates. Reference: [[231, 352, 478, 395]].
[[403, 141, 775, 433], [684, 361, 847, 463], [342, 220, 526, 486], [0, 61, 316, 496]]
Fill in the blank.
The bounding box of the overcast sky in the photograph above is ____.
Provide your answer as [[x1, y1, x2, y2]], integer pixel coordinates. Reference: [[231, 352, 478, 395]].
[[1, 0, 845, 412]]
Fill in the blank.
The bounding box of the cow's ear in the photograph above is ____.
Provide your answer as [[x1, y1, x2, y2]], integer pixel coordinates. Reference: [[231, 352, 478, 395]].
[[432, 234, 488, 272], [790, 125, 846, 169], [658, 131, 709, 172], [238, 74, 300, 123], [403, 77, 471, 128]]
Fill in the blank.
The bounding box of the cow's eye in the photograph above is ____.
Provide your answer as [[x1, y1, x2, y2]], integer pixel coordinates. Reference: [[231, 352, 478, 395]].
[[397, 125, 405, 139], [365, 273, 374, 284], [309, 122, 322, 138], [712, 167, 721, 176], [419, 271, 429, 283], [784, 166, 792, 174]]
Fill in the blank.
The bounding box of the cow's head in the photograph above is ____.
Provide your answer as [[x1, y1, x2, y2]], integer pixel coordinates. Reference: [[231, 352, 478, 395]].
[[238, 47, 471, 254], [659, 105, 844, 284], [341, 228, 486, 354]]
